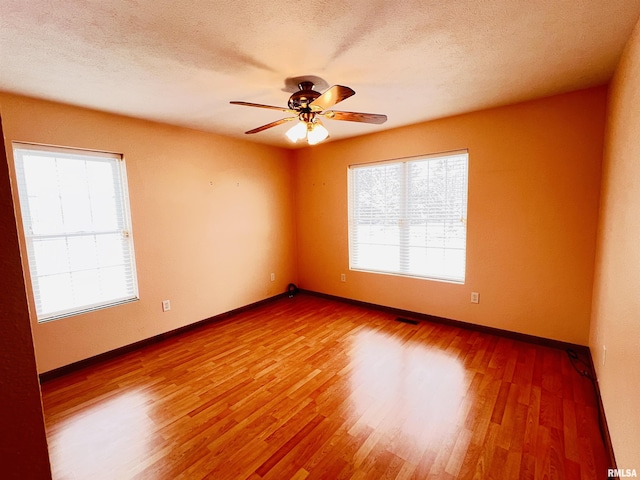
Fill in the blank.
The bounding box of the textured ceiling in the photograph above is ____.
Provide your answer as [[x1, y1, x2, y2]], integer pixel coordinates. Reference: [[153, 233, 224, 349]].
[[1, 0, 639, 148]]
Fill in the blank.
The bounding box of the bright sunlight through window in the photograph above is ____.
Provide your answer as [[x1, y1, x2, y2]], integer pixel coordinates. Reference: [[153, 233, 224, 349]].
[[13, 143, 139, 322], [348, 151, 468, 283]]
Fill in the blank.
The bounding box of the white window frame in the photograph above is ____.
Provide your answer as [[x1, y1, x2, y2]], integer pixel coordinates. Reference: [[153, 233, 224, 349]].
[[12, 143, 139, 322], [348, 150, 469, 283]]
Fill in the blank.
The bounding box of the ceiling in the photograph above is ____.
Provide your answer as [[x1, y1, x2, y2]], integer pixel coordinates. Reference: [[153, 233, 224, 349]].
[[1, 1, 639, 149]]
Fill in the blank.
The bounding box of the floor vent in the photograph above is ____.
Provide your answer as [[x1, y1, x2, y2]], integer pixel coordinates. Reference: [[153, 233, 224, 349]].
[[395, 317, 419, 325]]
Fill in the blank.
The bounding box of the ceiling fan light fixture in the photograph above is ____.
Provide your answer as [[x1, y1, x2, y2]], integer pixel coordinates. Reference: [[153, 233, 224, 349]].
[[286, 119, 330, 145], [285, 121, 307, 142], [307, 120, 329, 145]]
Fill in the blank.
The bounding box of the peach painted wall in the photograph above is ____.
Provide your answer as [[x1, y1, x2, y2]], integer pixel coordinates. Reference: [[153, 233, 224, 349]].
[[294, 87, 606, 345], [0, 115, 51, 477], [590, 17, 640, 468], [0, 92, 298, 373]]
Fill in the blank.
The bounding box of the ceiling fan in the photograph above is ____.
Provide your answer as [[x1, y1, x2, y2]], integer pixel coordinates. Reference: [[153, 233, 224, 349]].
[[230, 81, 387, 145]]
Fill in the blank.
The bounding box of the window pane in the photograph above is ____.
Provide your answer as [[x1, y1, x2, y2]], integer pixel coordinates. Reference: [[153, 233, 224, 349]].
[[31, 238, 70, 277], [29, 196, 65, 235], [66, 236, 98, 271], [87, 160, 120, 231], [72, 269, 103, 307], [100, 265, 130, 299], [352, 225, 401, 272], [38, 273, 74, 317], [351, 166, 401, 225], [96, 234, 129, 268]]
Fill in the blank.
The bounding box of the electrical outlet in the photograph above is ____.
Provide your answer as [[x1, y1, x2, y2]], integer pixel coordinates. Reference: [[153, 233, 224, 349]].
[[471, 292, 479, 304], [270, 273, 275, 282], [162, 300, 171, 312], [341, 273, 346, 282], [602, 345, 606, 366]]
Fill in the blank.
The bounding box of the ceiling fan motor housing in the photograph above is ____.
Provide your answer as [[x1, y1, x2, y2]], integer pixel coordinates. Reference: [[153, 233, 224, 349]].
[[288, 81, 321, 111]]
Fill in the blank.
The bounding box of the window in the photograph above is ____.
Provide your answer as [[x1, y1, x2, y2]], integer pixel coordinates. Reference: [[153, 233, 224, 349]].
[[348, 150, 468, 283], [13, 143, 138, 322]]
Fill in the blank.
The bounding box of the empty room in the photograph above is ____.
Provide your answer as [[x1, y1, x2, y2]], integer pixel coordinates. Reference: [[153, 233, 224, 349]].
[[1, 1, 640, 479]]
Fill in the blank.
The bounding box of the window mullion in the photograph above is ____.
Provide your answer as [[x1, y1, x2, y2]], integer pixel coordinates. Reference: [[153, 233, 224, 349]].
[[399, 162, 409, 273]]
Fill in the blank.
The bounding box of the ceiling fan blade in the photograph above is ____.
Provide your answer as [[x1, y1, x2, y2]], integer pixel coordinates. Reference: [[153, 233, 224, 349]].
[[245, 117, 296, 134], [230, 101, 296, 114], [323, 110, 387, 124], [309, 85, 355, 111]]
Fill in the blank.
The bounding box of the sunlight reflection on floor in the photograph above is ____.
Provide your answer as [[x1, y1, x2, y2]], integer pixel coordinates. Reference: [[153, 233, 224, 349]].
[[47, 390, 154, 479], [347, 328, 468, 445]]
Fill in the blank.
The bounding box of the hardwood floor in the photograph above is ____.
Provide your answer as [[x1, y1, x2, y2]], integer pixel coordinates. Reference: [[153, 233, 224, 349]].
[[41, 294, 609, 479]]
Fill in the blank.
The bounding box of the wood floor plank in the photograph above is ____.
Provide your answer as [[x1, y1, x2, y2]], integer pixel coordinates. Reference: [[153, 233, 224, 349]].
[[41, 294, 611, 479], [257, 413, 326, 477], [302, 420, 357, 475]]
